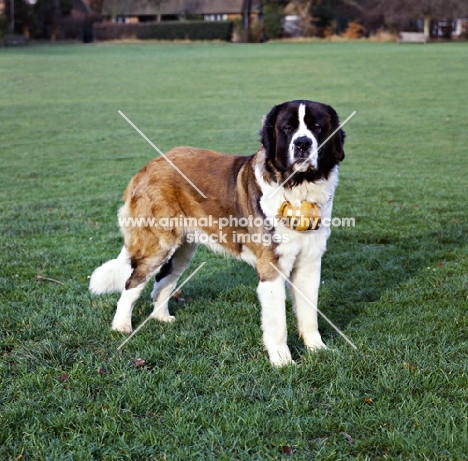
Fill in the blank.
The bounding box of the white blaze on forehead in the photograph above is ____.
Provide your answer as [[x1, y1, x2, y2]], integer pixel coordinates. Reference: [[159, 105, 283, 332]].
[[289, 103, 319, 168], [297, 103, 309, 135]]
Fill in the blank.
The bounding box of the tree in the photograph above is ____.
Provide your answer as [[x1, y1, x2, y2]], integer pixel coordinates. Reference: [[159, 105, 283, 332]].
[[4, 0, 72, 38], [352, 0, 468, 36]]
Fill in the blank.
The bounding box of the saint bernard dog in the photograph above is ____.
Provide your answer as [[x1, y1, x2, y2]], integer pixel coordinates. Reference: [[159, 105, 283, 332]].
[[89, 99, 345, 366]]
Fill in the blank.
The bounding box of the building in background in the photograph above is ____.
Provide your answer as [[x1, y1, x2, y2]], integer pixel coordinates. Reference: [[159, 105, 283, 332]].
[[102, 0, 261, 24]]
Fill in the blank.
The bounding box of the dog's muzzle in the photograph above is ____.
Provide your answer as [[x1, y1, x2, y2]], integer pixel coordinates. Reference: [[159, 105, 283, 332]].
[[293, 136, 313, 159]]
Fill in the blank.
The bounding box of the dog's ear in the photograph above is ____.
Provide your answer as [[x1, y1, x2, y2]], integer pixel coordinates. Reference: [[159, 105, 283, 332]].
[[325, 105, 346, 162], [259, 104, 281, 158]]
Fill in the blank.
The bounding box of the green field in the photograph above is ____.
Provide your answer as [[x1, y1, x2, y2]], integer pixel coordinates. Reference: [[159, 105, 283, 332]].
[[1, 41, 467, 459]]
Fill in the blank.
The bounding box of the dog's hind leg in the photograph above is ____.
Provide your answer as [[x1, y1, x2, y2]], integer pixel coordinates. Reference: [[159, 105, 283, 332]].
[[112, 249, 175, 333], [150, 243, 198, 322]]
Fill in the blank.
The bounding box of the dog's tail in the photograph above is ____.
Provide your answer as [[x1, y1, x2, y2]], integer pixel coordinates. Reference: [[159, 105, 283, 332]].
[[89, 246, 133, 295]]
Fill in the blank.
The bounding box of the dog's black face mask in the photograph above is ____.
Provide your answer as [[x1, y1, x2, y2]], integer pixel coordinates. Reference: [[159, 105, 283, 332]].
[[260, 100, 345, 186]]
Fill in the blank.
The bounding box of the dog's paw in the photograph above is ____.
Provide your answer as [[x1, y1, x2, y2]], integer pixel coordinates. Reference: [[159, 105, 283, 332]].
[[267, 345, 295, 367], [304, 331, 327, 351], [152, 313, 176, 323], [112, 318, 132, 333], [111, 322, 133, 334], [150, 304, 175, 323]]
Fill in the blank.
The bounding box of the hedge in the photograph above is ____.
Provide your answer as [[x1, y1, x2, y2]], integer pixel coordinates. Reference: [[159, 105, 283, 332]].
[[94, 20, 233, 42], [94, 23, 142, 41], [136, 20, 233, 41]]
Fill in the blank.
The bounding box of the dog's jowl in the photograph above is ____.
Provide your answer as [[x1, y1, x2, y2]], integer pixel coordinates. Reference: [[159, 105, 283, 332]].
[[89, 100, 345, 366]]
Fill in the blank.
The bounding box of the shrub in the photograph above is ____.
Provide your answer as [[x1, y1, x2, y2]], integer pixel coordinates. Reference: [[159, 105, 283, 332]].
[[311, 4, 336, 37], [231, 17, 244, 42], [136, 20, 233, 41], [249, 20, 264, 43], [342, 21, 365, 39], [94, 21, 234, 42], [60, 17, 86, 40], [94, 23, 141, 41], [263, 2, 283, 40]]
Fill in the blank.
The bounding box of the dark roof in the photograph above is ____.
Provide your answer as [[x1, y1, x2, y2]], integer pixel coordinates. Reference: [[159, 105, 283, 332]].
[[103, 0, 260, 17]]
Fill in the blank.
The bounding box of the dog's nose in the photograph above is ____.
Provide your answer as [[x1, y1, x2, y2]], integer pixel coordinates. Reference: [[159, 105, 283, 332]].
[[294, 136, 312, 154]]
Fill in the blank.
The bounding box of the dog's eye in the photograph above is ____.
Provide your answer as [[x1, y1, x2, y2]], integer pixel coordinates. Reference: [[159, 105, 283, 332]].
[[314, 124, 322, 133], [282, 125, 293, 133]]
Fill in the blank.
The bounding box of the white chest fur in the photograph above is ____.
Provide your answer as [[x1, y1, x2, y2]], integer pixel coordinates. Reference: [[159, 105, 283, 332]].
[[255, 165, 338, 225], [255, 165, 339, 272]]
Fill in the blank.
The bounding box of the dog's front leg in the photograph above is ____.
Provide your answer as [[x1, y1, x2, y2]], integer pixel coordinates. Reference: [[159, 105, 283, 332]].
[[257, 277, 293, 366], [290, 260, 326, 351]]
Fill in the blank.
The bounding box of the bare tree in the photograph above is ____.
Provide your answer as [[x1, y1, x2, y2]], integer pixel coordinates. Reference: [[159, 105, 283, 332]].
[[357, 0, 468, 36]]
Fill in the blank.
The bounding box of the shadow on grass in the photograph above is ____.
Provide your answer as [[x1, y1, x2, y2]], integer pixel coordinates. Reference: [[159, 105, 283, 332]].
[[318, 216, 466, 339]]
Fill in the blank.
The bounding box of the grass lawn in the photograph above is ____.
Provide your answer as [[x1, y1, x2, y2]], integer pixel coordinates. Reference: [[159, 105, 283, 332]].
[[1, 41, 467, 460]]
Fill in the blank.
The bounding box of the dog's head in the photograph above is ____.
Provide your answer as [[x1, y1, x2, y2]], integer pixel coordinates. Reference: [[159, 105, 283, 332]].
[[260, 100, 345, 184]]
